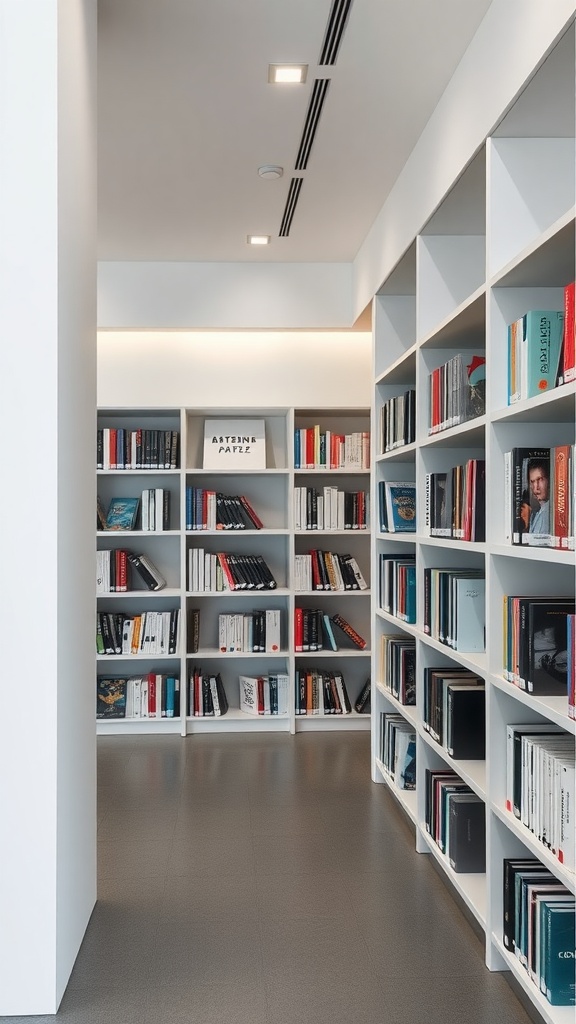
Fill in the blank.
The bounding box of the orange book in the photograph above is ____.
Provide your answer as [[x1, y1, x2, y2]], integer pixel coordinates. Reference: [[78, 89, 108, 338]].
[[553, 445, 571, 548]]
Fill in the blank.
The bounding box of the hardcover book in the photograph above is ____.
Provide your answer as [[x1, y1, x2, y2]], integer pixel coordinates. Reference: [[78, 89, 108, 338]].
[[105, 497, 140, 531], [383, 482, 416, 533], [447, 793, 486, 873], [96, 678, 127, 719]]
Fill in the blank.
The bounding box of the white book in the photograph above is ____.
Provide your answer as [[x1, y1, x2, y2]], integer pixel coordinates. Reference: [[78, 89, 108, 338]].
[[276, 673, 289, 715], [155, 488, 164, 531], [265, 609, 281, 653], [453, 577, 485, 653], [238, 675, 260, 716], [558, 758, 575, 871], [294, 488, 302, 531], [209, 676, 221, 716]]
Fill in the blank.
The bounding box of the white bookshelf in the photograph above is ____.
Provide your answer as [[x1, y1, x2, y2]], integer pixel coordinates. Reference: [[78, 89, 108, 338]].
[[96, 406, 371, 736], [371, 24, 575, 1021]]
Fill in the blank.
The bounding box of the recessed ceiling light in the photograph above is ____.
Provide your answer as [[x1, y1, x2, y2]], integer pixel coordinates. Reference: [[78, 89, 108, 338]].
[[268, 64, 308, 84], [258, 165, 283, 180], [247, 235, 271, 245]]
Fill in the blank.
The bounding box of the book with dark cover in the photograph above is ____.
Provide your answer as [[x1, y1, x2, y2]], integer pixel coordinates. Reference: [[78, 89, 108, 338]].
[[526, 600, 575, 695], [445, 683, 485, 759], [502, 859, 548, 952], [187, 608, 200, 654], [354, 677, 371, 714], [105, 497, 140, 531], [542, 903, 576, 1005], [509, 448, 551, 546], [385, 482, 416, 533], [96, 678, 127, 718], [127, 552, 166, 591], [330, 612, 367, 650], [448, 793, 486, 872]]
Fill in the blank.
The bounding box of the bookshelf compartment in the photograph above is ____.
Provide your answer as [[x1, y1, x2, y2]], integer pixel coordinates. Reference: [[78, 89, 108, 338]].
[[185, 411, 289, 472]]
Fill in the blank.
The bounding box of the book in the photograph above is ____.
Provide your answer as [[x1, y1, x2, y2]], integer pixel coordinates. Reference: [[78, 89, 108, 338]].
[[383, 482, 416, 533], [354, 677, 371, 714], [542, 903, 576, 1005], [508, 310, 564, 403], [330, 612, 367, 650], [96, 678, 127, 719], [526, 600, 575, 695], [126, 552, 167, 591], [562, 281, 575, 384], [238, 674, 263, 715], [447, 793, 486, 872], [105, 497, 140, 531]]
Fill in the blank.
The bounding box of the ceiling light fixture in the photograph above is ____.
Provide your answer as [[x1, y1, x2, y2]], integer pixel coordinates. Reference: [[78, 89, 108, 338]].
[[258, 165, 283, 180], [247, 235, 271, 245], [268, 64, 308, 84]]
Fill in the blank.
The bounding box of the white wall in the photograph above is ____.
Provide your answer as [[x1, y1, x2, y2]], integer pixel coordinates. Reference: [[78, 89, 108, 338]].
[[98, 261, 354, 330], [98, 331, 372, 408], [0, 0, 97, 1013]]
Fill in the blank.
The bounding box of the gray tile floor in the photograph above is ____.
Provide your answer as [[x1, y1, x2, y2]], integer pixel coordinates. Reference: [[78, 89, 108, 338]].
[[13, 732, 539, 1023]]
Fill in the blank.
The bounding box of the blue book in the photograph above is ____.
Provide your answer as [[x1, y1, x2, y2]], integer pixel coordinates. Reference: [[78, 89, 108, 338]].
[[105, 497, 139, 531], [523, 310, 564, 400], [542, 903, 576, 1005], [385, 482, 416, 533], [165, 677, 176, 718], [322, 614, 338, 651]]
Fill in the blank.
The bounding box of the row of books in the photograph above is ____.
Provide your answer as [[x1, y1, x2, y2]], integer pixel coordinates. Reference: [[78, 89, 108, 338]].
[[294, 609, 367, 652], [424, 768, 486, 873], [188, 669, 230, 717], [96, 674, 181, 719], [293, 486, 368, 531], [96, 609, 180, 656], [293, 427, 370, 470], [378, 555, 416, 624], [295, 668, 353, 715], [185, 488, 263, 531], [503, 858, 575, 1006], [218, 610, 281, 653], [425, 460, 485, 542], [379, 713, 416, 791], [506, 724, 574, 872], [423, 567, 485, 653], [507, 305, 573, 405], [378, 634, 415, 705], [428, 353, 486, 435], [294, 550, 368, 592], [378, 481, 416, 533], [506, 444, 575, 550], [238, 673, 290, 716], [503, 597, 575, 696], [379, 389, 416, 453], [422, 668, 485, 759], [96, 549, 167, 593], [188, 549, 277, 592], [97, 427, 179, 470]]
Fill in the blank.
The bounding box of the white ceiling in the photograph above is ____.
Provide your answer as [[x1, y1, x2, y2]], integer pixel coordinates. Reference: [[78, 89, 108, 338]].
[[97, 0, 494, 265]]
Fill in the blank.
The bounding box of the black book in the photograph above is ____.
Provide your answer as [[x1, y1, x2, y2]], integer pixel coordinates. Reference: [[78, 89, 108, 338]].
[[127, 552, 164, 591], [96, 678, 127, 719], [168, 609, 179, 655], [213, 673, 229, 715], [354, 677, 371, 714], [445, 684, 485, 759], [201, 674, 214, 716], [526, 599, 575, 695], [252, 553, 277, 589], [96, 429, 104, 469], [447, 794, 486, 872], [187, 608, 200, 654], [162, 490, 171, 530]]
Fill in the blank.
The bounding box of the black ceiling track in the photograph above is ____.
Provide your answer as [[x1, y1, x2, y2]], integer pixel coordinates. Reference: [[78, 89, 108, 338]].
[[279, 177, 304, 237], [294, 78, 330, 171], [318, 0, 354, 66]]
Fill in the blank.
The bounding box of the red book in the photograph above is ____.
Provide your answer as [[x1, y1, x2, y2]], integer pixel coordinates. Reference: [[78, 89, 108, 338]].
[[257, 676, 265, 715], [239, 495, 264, 529], [109, 427, 117, 469], [217, 552, 237, 590], [294, 607, 304, 652], [563, 281, 575, 383], [552, 445, 571, 548], [147, 672, 156, 717], [305, 428, 314, 469]]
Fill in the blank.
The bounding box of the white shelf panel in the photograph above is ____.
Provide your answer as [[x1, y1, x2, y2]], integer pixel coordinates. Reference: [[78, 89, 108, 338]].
[[419, 415, 486, 449], [186, 468, 290, 476], [375, 683, 418, 728], [375, 609, 419, 638], [490, 935, 576, 1024], [376, 442, 417, 463], [489, 208, 575, 290], [293, 469, 370, 476], [191, 648, 289, 659], [490, 804, 576, 894], [97, 530, 180, 538], [294, 530, 370, 537], [489, 674, 575, 735], [420, 536, 487, 553], [97, 469, 180, 475], [295, 649, 371, 658], [490, 544, 574, 564], [418, 825, 487, 928], [186, 711, 291, 733], [295, 711, 370, 731], [295, 589, 371, 598], [375, 345, 417, 386], [186, 529, 290, 536], [376, 531, 417, 544], [97, 588, 181, 599], [186, 588, 291, 598], [96, 653, 181, 661], [375, 759, 418, 824], [97, 718, 183, 735], [418, 726, 486, 799], [491, 382, 576, 424], [418, 285, 486, 350]]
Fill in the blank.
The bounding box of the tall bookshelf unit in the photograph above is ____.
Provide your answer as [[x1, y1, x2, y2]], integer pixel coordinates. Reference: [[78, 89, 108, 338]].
[[97, 407, 371, 737], [371, 25, 575, 1024]]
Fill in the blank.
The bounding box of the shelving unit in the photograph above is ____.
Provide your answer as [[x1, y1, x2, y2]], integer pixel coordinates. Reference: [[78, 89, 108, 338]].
[[96, 406, 371, 737], [371, 24, 575, 1023]]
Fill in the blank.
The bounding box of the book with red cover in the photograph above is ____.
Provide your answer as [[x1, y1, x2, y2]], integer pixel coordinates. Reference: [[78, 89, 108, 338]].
[[562, 281, 575, 383]]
